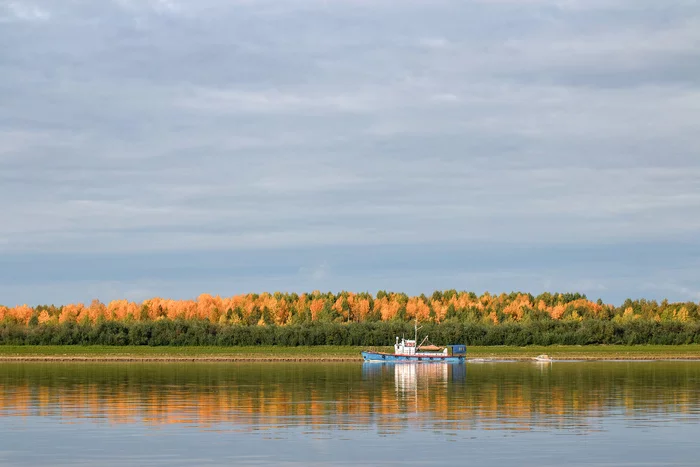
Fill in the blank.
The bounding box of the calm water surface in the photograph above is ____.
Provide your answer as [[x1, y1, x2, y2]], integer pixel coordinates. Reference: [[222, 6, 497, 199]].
[[1, 361, 699, 466]]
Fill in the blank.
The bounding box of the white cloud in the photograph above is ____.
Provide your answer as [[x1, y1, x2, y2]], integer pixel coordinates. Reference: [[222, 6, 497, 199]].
[[179, 88, 385, 115], [299, 262, 330, 282], [417, 37, 451, 49], [429, 93, 460, 103], [113, 0, 182, 15], [1, 2, 49, 22]]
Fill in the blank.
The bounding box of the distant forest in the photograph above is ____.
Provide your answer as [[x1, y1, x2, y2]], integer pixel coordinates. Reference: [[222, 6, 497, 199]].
[[2, 291, 700, 346]]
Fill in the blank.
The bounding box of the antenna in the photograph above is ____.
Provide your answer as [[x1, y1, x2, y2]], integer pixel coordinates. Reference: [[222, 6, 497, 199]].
[[414, 317, 422, 344]]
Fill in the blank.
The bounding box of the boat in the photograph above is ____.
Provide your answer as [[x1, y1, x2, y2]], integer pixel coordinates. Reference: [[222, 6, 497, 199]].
[[361, 320, 466, 363], [533, 354, 553, 362]]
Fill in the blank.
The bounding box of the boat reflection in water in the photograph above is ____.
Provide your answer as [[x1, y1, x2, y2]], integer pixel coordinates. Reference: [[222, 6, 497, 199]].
[[395, 363, 442, 392], [362, 362, 466, 395]]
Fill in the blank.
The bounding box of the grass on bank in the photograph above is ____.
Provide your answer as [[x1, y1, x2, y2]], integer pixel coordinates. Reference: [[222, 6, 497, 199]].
[[0, 345, 369, 360], [1, 344, 700, 360]]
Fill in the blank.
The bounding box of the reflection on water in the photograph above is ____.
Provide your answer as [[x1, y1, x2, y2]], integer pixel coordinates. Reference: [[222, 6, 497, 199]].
[[2, 361, 700, 466], [362, 361, 458, 394], [1, 361, 699, 435], [392, 362, 451, 393]]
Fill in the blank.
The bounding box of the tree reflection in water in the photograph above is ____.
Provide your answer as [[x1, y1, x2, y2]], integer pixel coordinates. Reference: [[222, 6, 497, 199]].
[[1, 362, 699, 435]]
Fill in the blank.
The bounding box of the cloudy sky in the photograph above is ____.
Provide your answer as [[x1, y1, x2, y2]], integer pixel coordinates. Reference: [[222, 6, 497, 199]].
[[2, 0, 699, 306]]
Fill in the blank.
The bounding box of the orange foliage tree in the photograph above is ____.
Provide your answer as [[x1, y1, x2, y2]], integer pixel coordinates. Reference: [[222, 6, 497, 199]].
[[4, 291, 699, 327]]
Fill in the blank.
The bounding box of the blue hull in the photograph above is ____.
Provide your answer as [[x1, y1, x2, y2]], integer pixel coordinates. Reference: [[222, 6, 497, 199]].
[[361, 351, 465, 363]]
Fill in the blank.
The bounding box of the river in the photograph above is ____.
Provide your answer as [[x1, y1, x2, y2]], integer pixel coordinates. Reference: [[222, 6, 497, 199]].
[[1, 361, 699, 466]]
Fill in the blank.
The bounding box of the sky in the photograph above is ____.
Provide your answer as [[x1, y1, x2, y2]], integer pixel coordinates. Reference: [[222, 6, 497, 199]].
[[1, 0, 699, 306]]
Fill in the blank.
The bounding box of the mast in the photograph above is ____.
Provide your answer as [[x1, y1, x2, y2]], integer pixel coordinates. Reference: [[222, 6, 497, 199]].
[[414, 317, 422, 347]]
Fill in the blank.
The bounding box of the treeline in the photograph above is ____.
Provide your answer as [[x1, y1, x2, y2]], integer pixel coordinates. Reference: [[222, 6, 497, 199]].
[[2, 291, 700, 346], [2, 319, 700, 346], [2, 291, 700, 327]]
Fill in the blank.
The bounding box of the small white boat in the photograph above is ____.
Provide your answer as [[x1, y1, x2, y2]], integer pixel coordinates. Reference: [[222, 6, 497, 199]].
[[533, 354, 553, 362]]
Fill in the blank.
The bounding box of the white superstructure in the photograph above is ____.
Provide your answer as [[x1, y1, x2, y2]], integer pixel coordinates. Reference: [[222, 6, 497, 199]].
[[394, 336, 447, 356]]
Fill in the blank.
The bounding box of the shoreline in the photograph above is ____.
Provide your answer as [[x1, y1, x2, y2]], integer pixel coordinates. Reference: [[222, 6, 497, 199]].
[[2, 356, 700, 362], [2, 344, 700, 362]]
